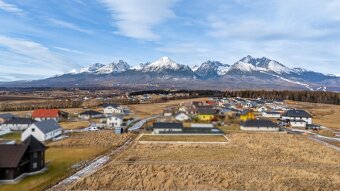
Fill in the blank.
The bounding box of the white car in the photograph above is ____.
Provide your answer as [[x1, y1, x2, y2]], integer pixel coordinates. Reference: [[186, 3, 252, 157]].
[[88, 126, 99, 131]]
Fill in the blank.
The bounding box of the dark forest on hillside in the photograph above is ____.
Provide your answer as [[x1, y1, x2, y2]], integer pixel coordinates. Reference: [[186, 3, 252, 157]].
[[130, 90, 340, 105]]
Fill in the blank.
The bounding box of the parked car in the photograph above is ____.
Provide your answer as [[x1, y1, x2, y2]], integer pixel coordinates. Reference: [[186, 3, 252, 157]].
[[88, 126, 99, 131]]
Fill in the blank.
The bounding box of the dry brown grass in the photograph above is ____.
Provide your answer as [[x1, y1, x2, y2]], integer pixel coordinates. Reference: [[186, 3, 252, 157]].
[[139, 135, 227, 142], [127, 98, 208, 118], [287, 101, 340, 130], [48, 131, 133, 148], [68, 133, 340, 191], [59, 121, 90, 130]]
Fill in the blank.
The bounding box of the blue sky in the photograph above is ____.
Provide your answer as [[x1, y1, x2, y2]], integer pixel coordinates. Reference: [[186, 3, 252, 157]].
[[0, 0, 340, 81]]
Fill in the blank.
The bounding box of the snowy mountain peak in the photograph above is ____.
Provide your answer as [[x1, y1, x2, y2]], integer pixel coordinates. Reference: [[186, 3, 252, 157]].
[[231, 55, 291, 74], [144, 56, 189, 72], [70, 60, 130, 74], [191, 65, 199, 72], [239, 55, 254, 63], [195, 60, 230, 77]]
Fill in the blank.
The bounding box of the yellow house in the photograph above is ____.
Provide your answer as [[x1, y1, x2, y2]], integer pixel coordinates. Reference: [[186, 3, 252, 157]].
[[197, 108, 215, 121], [240, 110, 255, 121]]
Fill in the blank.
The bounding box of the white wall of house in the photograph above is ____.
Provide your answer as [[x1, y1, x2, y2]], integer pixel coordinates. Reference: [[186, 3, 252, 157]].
[[281, 116, 312, 124], [290, 121, 307, 127], [21, 124, 62, 142], [104, 106, 123, 115], [240, 126, 279, 131], [262, 113, 281, 118], [164, 112, 172, 117], [1, 124, 31, 131], [153, 128, 182, 134], [33, 117, 59, 122], [175, 113, 190, 121], [107, 116, 123, 128]]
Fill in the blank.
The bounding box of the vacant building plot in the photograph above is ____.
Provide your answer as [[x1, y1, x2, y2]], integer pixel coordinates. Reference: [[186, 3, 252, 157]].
[[68, 133, 340, 191]]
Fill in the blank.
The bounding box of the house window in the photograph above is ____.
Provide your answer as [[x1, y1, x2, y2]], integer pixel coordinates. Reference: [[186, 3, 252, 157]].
[[31, 128, 35, 132], [33, 162, 37, 169], [33, 152, 38, 158]]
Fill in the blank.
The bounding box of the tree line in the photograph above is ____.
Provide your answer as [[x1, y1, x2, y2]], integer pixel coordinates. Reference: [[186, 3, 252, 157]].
[[130, 89, 340, 105]]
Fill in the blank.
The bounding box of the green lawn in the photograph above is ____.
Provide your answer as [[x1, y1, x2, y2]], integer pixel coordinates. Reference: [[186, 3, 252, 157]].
[[0, 147, 106, 191], [0, 132, 21, 141]]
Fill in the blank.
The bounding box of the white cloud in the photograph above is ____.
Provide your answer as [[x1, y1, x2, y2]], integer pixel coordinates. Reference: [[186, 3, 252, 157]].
[[0, 35, 72, 80], [54, 46, 84, 54], [100, 0, 177, 40], [0, 0, 24, 16], [48, 18, 93, 34]]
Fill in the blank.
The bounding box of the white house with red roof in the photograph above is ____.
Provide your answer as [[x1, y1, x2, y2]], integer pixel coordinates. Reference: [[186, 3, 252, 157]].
[[31, 109, 60, 122]]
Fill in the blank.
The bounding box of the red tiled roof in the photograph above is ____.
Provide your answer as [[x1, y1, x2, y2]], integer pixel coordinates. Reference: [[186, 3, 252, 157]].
[[32, 109, 59, 118]]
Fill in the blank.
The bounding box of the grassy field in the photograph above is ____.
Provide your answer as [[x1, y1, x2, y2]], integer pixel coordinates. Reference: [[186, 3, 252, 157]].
[[0, 147, 106, 191], [68, 133, 340, 191], [0, 131, 133, 191], [127, 97, 208, 118], [139, 135, 227, 142], [59, 121, 90, 130], [287, 101, 340, 130], [0, 132, 21, 141], [218, 124, 240, 132]]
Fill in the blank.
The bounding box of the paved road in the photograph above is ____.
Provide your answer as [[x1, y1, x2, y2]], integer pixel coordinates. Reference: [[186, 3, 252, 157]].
[[128, 115, 160, 132], [282, 128, 340, 151]]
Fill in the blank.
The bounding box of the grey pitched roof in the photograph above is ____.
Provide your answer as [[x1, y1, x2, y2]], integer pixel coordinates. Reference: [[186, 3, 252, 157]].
[[242, 119, 279, 128], [3, 117, 36, 125], [33, 119, 62, 134], [282, 109, 312, 118], [102, 103, 119, 108], [197, 107, 216, 115], [79, 110, 103, 116], [153, 122, 183, 129], [0, 113, 17, 120], [265, 111, 281, 115]]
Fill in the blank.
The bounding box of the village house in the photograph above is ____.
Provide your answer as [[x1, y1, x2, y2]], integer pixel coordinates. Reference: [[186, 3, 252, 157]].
[[262, 111, 281, 118], [281, 109, 313, 127], [175, 112, 191, 121], [240, 109, 255, 121], [163, 106, 176, 117], [0, 136, 46, 182], [152, 122, 183, 134], [31, 109, 60, 122], [107, 115, 124, 128], [78, 110, 104, 120], [103, 104, 123, 116], [21, 120, 63, 142], [257, 106, 268, 112], [241, 119, 280, 131], [0, 113, 18, 124], [1, 118, 36, 131], [152, 122, 223, 135], [197, 107, 216, 121]]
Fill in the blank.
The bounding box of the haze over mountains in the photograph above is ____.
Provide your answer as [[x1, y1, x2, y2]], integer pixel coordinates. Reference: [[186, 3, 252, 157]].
[[1, 56, 339, 91]]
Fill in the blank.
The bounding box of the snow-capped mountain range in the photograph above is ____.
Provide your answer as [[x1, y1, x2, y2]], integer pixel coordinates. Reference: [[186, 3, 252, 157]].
[[2, 56, 339, 91]]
